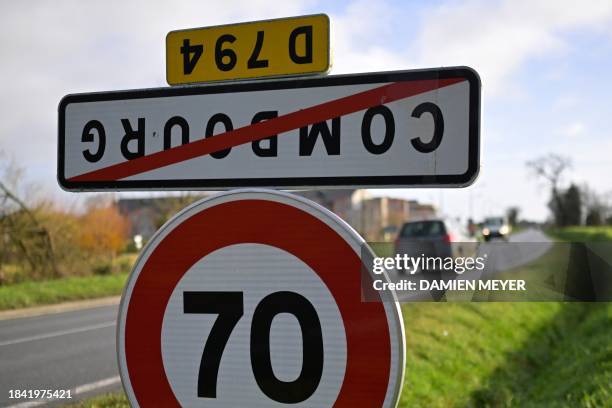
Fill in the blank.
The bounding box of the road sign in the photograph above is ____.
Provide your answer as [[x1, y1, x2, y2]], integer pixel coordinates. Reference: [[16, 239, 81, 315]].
[[166, 14, 330, 85], [117, 190, 405, 407], [58, 67, 480, 191]]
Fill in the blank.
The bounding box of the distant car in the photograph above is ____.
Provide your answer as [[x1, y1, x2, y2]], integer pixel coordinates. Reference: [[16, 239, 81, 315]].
[[481, 217, 511, 241], [394, 219, 477, 272]]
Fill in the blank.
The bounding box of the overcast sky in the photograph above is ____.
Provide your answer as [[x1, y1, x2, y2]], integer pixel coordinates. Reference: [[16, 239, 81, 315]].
[[1, 0, 611, 222]]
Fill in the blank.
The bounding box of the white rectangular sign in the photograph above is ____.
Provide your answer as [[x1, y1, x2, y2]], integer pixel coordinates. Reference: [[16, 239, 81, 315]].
[[58, 68, 480, 191]]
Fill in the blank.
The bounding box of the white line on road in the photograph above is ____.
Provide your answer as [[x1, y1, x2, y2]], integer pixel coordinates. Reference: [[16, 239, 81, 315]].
[[0, 321, 116, 347], [4, 376, 121, 408], [74, 376, 121, 394]]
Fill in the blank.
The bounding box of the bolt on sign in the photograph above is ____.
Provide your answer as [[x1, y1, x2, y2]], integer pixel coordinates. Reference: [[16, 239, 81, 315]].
[[57, 67, 481, 191], [117, 190, 405, 407], [166, 14, 330, 85]]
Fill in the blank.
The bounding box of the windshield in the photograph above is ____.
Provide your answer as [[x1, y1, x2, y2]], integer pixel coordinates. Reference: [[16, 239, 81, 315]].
[[399, 220, 446, 238], [484, 217, 504, 226]]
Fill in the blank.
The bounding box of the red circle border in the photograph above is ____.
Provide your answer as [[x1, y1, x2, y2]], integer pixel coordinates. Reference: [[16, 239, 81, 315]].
[[122, 198, 392, 407]]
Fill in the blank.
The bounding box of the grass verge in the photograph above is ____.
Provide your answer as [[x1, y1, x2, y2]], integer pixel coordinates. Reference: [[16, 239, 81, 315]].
[[0, 272, 128, 310], [0, 253, 136, 311], [400, 302, 611, 407], [65, 393, 129, 408], [547, 226, 612, 242]]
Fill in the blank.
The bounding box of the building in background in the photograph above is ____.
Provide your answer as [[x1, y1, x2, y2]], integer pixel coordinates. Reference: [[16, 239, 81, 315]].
[[117, 198, 158, 241], [296, 190, 436, 241], [295, 189, 362, 222], [357, 197, 437, 241], [118, 190, 436, 244]]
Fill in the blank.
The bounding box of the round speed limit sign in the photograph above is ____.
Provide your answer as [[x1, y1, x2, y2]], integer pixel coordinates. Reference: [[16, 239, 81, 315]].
[[118, 190, 405, 407]]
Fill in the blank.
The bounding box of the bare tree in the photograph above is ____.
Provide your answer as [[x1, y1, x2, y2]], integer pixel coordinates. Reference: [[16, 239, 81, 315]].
[[506, 206, 520, 226], [526, 154, 572, 226], [581, 183, 607, 226], [0, 156, 58, 281]]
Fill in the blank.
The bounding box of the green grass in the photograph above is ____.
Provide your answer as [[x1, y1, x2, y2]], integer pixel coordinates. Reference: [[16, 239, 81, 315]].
[[65, 393, 129, 407], [400, 303, 564, 407], [0, 272, 129, 310], [0, 253, 136, 311], [548, 226, 612, 242], [486, 244, 568, 302], [400, 302, 612, 407]]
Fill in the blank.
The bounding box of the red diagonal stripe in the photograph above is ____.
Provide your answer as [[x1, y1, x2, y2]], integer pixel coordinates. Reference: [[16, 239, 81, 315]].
[[68, 78, 464, 182]]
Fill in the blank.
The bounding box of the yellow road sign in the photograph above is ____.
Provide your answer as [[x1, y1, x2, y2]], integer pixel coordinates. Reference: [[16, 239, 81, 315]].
[[166, 14, 330, 85]]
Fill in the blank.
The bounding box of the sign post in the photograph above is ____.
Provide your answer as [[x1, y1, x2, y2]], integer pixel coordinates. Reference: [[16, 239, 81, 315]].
[[58, 13, 481, 407], [117, 190, 405, 407]]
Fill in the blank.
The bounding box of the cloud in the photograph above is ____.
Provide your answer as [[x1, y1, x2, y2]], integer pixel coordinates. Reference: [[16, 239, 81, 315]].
[[329, 0, 411, 74], [412, 0, 612, 96], [552, 94, 579, 111], [328, 0, 612, 97], [0, 0, 314, 189], [1, 0, 611, 220], [562, 121, 586, 138]]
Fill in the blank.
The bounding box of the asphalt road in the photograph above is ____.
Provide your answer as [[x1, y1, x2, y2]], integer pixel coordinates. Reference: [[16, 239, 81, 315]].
[[0, 305, 121, 407], [478, 228, 552, 273], [0, 229, 552, 407]]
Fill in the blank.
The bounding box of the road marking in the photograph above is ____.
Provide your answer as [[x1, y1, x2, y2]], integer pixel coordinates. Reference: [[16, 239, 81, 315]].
[[74, 376, 121, 394], [4, 400, 47, 408], [5, 376, 121, 408], [68, 78, 464, 182], [0, 321, 115, 347]]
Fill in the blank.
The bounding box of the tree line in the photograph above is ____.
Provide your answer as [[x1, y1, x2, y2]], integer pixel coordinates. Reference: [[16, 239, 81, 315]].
[[527, 153, 611, 227]]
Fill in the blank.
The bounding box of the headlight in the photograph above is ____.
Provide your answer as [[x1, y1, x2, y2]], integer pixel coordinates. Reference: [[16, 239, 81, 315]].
[[482, 228, 490, 235], [500, 226, 509, 235]]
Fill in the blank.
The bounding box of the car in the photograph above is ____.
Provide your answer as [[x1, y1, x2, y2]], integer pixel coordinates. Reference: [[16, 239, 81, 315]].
[[394, 218, 478, 272], [481, 217, 511, 241]]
